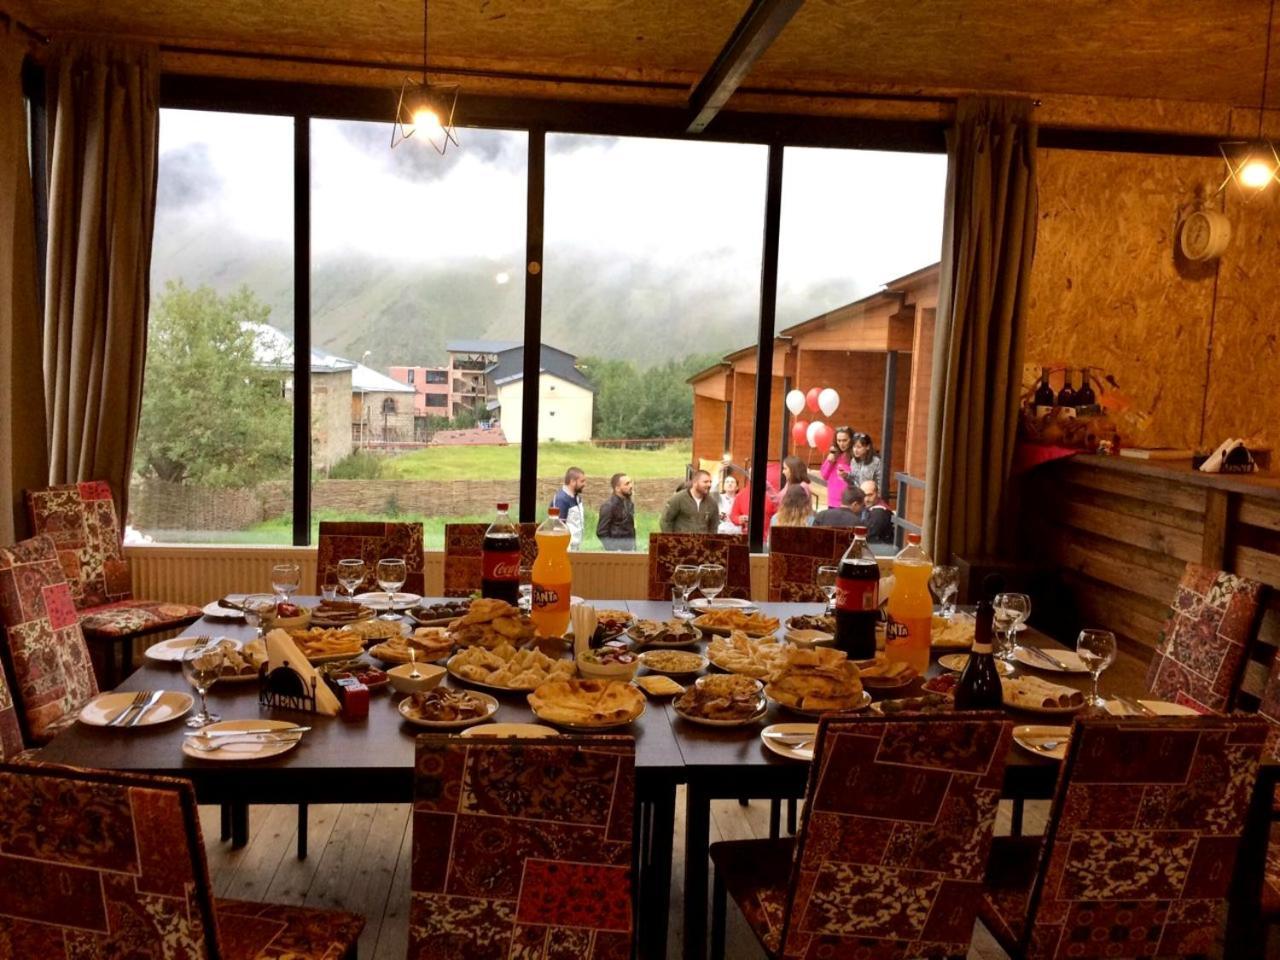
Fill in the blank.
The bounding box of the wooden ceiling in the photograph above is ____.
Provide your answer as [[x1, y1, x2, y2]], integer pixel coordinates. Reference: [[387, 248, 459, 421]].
[[21, 0, 1280, 120]]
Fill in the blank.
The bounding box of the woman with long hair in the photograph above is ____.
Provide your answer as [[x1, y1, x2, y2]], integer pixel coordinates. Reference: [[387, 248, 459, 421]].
[[840, 432, 883, 489], [771, 483, 815, 528], [818, 425, 855, 508]]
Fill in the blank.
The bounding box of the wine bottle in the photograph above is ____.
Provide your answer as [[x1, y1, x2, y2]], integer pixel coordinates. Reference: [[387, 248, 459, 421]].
[[1075, 366, 1097, 415], [954, 597, 1003, 710], [1056, 369, 1077, 420], [1033, 368, 1055, 417]]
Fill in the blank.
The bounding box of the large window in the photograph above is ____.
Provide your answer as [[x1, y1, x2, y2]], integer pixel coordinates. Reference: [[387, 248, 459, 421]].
[[130, 110, 294, 543]]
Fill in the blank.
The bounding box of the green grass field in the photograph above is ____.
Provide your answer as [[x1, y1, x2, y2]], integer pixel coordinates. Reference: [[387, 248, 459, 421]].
[[383, 441, 691, 481]]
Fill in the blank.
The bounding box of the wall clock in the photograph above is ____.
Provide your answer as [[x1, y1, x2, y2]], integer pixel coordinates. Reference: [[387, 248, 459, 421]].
[[1179, 209, 1232, 261]]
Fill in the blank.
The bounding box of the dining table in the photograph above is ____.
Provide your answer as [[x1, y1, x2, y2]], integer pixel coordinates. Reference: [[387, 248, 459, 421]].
[[36, 596, 1277, 960]]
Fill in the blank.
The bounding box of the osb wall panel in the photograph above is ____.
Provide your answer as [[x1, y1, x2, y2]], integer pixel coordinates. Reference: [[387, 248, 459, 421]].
[[1025, 148, 1221, 450]]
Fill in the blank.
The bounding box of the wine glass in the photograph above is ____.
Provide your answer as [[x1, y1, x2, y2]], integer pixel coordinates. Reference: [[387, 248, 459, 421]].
[[815, 565, 838, 614], [930, 565, 960, 618], [697, 564, 727, 609], [375, 558, 407, 621], [336, 558, 365, 599], [993, 592, 1031, 662], [1077, 628, 1117, 708], [241, 593, 277, 638], [182, 643, 223, 728], [671, 565, 699, 620], [270, 562, 301, 604]]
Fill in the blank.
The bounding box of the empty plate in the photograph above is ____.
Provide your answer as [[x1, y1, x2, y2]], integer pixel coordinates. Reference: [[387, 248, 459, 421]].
[[689, 597, 757, 612], [1013, 647, 1090, 673], [80, 690, 193, 727], [1012, 724, 1071, 761], [761, 723, 818, 761], [182, 719, 304, 761], [1103, 698, 1199, 717], [353, 592, 423, 611], [937, 653, 1014, 676]]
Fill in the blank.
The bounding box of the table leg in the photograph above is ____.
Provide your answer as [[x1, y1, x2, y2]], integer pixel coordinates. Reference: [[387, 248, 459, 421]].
[[682, 780, 712, 960], [1226, 769, 1272, 959], [230, 801, 250, 849], [640, 786, 675, 960]]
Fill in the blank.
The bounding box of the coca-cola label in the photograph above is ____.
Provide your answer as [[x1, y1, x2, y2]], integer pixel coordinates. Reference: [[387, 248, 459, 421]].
[[835, 576, 878, 612], [532, 582, 571, 611], [483, 551, 520, 582]]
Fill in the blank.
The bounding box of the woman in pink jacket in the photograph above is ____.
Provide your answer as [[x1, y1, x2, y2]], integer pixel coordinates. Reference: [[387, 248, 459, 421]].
[[818, 426, 855, 507]]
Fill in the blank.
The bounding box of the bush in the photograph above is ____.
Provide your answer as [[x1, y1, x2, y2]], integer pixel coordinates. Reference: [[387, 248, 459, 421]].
[[328, 451, 387, 480]]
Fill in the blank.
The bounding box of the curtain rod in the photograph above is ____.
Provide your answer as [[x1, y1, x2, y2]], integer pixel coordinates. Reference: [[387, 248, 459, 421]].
[[0, 9, 47, 45]]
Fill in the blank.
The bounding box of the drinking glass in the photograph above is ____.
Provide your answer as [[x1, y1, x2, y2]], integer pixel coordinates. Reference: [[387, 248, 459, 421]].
[[336, 558, 365, 599], [930, 565, 960, 618], [241, 593, 277, 638], [375, 558, 407, 621], [697, 564, 727, 608], [671, 564, 699, 619], [320, 570, 339, 602], [270, 562, 301, 603], [1077, 628, 1117, 708], [182, 644, 223, 728], [992, 592, 1031, 662], [815, 565, 838, 614]]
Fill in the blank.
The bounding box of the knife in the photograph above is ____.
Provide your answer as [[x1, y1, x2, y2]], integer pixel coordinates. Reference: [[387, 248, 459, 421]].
[[1023, 645, 1071, 671], [183, 725, 312, 738], [126, 690, 165, 727], [1117, 695, 1157, 717]]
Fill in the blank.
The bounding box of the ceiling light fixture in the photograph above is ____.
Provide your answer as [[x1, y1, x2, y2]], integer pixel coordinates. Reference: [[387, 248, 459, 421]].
[[1220, 0, 1278, 194], [391, 0, 460, 153]]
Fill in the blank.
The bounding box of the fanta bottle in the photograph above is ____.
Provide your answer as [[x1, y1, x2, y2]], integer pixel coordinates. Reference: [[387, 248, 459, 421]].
[[531, 507, 573, 637], [884, 533, 933, 672]]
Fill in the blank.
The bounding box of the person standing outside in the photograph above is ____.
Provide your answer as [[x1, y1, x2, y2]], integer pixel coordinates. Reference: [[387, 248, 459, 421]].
[[551, 467, 587, 550], [819, 426, 855, 508], [660, 469, 719, 534], [596, 472, 636, 551], [839, 432, 883, 490]]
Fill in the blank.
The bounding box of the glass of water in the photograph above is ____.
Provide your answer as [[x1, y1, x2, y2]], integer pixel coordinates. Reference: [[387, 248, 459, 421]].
[[930, 565, 960, 618], [697, 564, 727, 609], [815, 565, 838, 613], [375, 558, 407, 621], [336, 558, 365, 599], [182, 644, 223, 728], [270, 562, 301, 603], [671, 564, 699, 619], [1077, 629, 1117, 708], [992, 592, 1031, 662]]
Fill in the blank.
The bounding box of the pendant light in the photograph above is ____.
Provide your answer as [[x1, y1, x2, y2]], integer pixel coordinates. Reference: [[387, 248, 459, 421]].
[[391, 0, 460, 153], [1220, 0, 1278, 193]]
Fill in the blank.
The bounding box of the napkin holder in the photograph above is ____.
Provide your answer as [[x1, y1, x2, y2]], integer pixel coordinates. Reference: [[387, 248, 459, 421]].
[[258, 661, 318, 713]]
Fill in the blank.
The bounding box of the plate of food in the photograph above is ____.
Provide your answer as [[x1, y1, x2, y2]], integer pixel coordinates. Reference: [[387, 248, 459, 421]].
[[627, 619, 702, 648], [688, 597, 757, 612], [576, 644, 639, 681], [592, 609, 635, 638], [460, 723, 559, 739], [447, 598, 537, 649], [1001, 675, 1086, 715], [342, 618, 403, 644], [937, 653, 1014, 676], [528, 678, 646, 730], [353, 591, 422, 611], [765, 646, 869, 715], [286, 627, 367, 663], [447, 641, 576, 692], [406, 599, 472, 626], [634, 675, 686, 698], [871, 693, 954, 715], [1012, 724, 1071, 761], [209, 638, 266, 682], [930, 614, 976, 649], [706, 632, 788, 680], [638, 649, 708, 676], [784, 614, 834, 634], [856, 658, 918, 691], [785, 628, 835, 649], [693, 609, 781, 638], [760, 722, 818, 761], [308, 599, 375, 627], [399, 688, 498, 728], [145, 635, 242, 663], [673, 674, 767, 727], [320, 660, 390, 691]]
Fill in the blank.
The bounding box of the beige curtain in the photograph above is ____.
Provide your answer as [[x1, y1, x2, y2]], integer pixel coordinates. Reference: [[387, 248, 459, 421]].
[[0, 21, 47, 543], [923, 97, 1038, 564], [43, 40, 158, 521]]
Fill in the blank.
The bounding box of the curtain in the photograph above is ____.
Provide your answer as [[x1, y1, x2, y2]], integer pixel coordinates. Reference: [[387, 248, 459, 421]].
[[0, 21, 47, 543], [43, 40, 158, 522], [922, 97, 1038, 564]]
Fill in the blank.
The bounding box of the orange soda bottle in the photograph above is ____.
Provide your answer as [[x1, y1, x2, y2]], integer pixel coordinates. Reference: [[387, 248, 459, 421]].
[[885, 533, 933, 672], [531, 507, 573, 637]]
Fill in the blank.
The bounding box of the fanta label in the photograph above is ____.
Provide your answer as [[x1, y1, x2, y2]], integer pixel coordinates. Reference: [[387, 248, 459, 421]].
[[532, 582, 571, 611]]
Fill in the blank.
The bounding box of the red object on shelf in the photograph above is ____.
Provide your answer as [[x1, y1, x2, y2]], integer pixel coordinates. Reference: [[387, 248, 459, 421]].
[[1011, 441, 1080, 476]]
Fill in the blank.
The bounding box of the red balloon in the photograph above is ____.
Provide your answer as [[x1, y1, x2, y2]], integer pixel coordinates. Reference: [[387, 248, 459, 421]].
[[805, 387, 822, 413], [791, 418, 810, 448], [810, 422, 834, 451]]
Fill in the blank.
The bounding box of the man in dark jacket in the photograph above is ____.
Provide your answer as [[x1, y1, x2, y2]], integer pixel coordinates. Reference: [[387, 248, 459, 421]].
[[813, 485, 866, 528], [596, 473, 636, 551], [660, 469, 719, 534]]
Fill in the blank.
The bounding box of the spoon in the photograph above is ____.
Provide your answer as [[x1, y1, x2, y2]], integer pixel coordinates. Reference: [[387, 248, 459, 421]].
[[408, 648, 422, 680], [1029, 740, 1061, 753]]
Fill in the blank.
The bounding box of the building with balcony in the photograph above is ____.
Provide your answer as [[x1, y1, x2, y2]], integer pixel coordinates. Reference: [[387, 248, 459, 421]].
[[385, 365, 450, 416]]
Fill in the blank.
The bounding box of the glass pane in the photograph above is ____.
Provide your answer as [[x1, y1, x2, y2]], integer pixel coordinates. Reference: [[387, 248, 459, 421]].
[[309, 121, 527, 548], [130, 110, 294, 543], [543, 134, 768, 552]]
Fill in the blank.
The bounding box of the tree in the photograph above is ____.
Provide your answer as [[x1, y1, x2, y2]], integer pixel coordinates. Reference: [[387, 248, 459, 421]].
[[134, 281, 292, 486], [579, 353, 721, 439]]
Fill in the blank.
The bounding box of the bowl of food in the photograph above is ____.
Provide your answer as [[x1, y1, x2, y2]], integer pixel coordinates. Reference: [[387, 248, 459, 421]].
[[638, 649, 708, 676], [576, 644, 639, 680], [263, 601, 311, 631], [784, 628, 835, 649], [387, 662, 447, 695], [321, 660, 391, 692]]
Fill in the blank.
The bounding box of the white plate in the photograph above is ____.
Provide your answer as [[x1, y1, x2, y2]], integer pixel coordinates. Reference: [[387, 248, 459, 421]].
[[182, 719, 303, 761], [145, 636, 241, 663], [202, 597, 245, 620], [445, 655, 567, 693], [637, 651, 708, 675], [937, 653, 1014, 676], [689, 597, 757, 612], [761, 722, 818, 761], [1013, 647, 1090, 674], [353, 591, 422, 611], [785, 629, 835, 648], [460, 722, 559, 739], [398, 691, 500, 728], [674, 701, 768, 727], [80, 690, 194, 727], [1001, 693, 1086, 716], [1103, 698, 1200, 717], [773, 689, 873, 717], [1013, 724, 1072, 761]]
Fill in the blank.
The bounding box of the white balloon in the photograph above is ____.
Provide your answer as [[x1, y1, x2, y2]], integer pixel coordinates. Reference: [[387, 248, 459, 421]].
[[818, 387, 840, 418], [806, 421, 823, 448], [785, 389, 806, 417]]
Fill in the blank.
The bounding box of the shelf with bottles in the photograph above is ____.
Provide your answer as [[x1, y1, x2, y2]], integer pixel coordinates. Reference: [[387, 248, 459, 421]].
[[1019, 365, 1124, 453]]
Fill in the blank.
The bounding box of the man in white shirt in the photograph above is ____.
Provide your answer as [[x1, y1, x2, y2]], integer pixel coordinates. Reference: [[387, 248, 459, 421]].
[[550, 467, 587, 550]]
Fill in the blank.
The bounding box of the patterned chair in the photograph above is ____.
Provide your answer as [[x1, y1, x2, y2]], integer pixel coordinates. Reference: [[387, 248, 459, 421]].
[[979, 714, 1268, 959], [709, 712, 1012, 959], [1144, 563, 1265, 713], [0, 760, 363, 958], [25, 482, 201, 682], [0, 655, 24, 762], [767, 525, 857, 602], [441, 521, 539, 597], [0, 535, 98, 744], [409, 735, 635, 959], [1253, 656, 1280, 918], [647, 533, 751, 602], [316, 521, 426, 595]]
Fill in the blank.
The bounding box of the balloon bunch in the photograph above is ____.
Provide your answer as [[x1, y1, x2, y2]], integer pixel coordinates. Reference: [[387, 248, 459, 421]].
[[785, 387, 840, 450]]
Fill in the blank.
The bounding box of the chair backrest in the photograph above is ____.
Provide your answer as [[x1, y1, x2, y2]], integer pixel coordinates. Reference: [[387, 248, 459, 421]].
[[315, 521, 426, 595], [1018, 714, 1268, 959], [25, 480, 131, 609], [767, 525, 855, 602], [0, 659, 22, 761], [0, 535, 99, 744], [0, 761, 219, 956], [778, 712, 1012, 958], [1144, 563, 1266, 713], [441, 521, 539, 598], [409, 735, 635, 959], [646, 533, 751, 601]]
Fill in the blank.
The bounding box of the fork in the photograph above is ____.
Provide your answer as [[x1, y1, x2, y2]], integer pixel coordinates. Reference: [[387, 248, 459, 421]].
[[108, 691, 151, 727]]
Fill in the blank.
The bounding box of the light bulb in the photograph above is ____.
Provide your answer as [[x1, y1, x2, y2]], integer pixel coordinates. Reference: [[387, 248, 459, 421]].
[[1239, 156, 1275, 188], [411, 107, 442, 135]]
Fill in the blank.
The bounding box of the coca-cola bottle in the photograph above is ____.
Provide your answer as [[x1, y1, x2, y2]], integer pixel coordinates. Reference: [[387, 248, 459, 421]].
[[481, 502, 520, 605], [834, 526, 879, 659]]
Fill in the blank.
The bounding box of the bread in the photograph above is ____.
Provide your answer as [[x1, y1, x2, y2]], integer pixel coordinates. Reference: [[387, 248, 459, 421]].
[[766, 646, 865, 712], [1001, 675, 1084, 710], [528, 679, 644, 726], [635, 675, 685, 697], [706, 631, 787, 679]]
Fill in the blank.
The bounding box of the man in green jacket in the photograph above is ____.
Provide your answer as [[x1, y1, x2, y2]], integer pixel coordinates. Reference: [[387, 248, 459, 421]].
[[660, 469, 719, 534]]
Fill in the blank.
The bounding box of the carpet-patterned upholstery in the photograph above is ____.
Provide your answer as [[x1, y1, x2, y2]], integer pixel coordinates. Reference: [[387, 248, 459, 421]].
[[0, 648, 24, 761], [409, 735, 635, 959], [316, 521, 426, 596], [78, 598, 203, 639], [25, 481, 130, 608], [0, 535, 98, 743], [980, 715, 1268, 958], [766, 525, 856, 602], [1144, 563, 1265, 713], [708, 838, 794, 954], [646, 533, 750, 602], [441, 522, 539, 598], [0, 761, 363, 958]]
